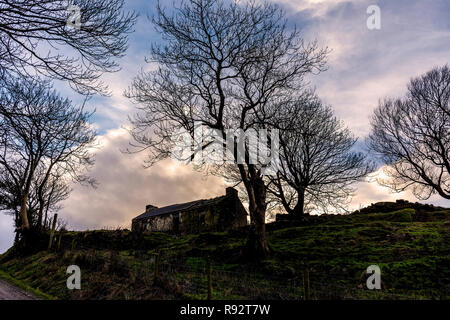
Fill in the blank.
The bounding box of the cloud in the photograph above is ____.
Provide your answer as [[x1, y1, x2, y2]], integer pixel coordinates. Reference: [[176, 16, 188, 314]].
[[59, 128, 226, 230], [0, 214, 15, 254], [289, 0, 450, 137], [1, 128, 227, 250], [348, 168, 448, 211], [274, 0, 353, 17]]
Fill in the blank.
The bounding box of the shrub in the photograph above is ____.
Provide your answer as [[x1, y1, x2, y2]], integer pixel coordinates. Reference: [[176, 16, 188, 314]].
[[390, 209, 415, 222]]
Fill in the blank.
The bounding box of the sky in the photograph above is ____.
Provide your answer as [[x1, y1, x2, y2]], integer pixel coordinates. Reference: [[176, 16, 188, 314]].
[[1, 0, 450, 253]]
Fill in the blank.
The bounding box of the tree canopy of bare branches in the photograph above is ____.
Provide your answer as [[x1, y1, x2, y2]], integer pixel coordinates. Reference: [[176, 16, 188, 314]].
[[125, 0, 327, 258], [368, 65, 450, 200], [267, 92, 373, 217], [0, 77, 96, 242], [0, 0, 137, 95]]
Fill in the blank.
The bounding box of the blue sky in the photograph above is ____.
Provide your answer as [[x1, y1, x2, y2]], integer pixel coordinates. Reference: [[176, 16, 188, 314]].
[[1, 0, 450, 253]]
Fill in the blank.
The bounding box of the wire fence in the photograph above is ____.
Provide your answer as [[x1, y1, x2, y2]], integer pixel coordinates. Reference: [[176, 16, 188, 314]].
[[157, 261, 301, 300], [44, 229, 450, 300], [63, 249, 449, 300]]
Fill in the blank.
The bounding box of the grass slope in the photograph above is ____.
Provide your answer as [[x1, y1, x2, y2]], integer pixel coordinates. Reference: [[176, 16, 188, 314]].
[[0, 203, 449, 300], [0, 269, 54, 299]]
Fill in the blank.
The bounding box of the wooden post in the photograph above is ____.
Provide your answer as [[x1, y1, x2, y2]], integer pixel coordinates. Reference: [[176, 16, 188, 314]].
[[48, 214, 58, 250], [207, 259, 212, 300], [153, 252, 160, 284], [303, 268, 310, 300], [71, 239, 76, 251], [57, 231, 63, 251]]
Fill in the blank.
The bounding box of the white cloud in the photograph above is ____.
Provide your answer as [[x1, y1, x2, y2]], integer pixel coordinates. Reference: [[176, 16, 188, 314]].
[[348, 168, 448, 211], [0, 213, 15, 254], [59, 128, 226, 230], [274, 0, 353, 16], [297, 0, 450, 136]]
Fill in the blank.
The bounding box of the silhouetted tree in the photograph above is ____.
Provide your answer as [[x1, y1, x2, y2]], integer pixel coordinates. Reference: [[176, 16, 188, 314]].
[[368, 65, 450, 200], [220, 92, 373, 218], [0, 0, 137, 95], [125, 0, 327, 258], [33, 165, 72, 230], [267, 92, 373, 217], [0, 165, 70, 231], [0, 77, 96, 244]]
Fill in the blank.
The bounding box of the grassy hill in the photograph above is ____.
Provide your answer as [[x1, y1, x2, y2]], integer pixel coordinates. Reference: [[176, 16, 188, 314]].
[[0, 200, 449, 300]]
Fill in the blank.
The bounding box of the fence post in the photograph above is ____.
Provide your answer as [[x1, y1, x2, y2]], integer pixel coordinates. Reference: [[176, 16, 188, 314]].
[[207, 259, 212, 300], [71, 239, 76, 251], [57, 231, 63, 251], [303, 268, 310, 300], [153, 251, 160, 284], [48, 213, 58, 250]]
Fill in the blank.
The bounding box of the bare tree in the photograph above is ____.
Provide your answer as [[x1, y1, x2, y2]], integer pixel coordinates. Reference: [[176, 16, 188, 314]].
[[368, 65, 450, 200], [33, 165, 72, 230], [0, 0, 137, 95], [218, 162, 284, 222], [220, 92, 373, 218], [267, 92, 373, 217], [0, 165, 70, 231], [0, 169, 20, 222], [125, 0, 327, 258], [0, 77, 96, 243]]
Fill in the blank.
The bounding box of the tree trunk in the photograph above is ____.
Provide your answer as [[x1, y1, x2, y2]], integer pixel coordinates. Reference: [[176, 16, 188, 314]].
[[244, 206, 270, 259], [43, 209, 48, 231], [19, 194, 30, 231], [243, 172, 270, 260], [37, 199, 45, 231], [292, 187, 305, 218], [36, 165, 54, 232], [14, 229, 20, 246], [16, 193, 38, 253]]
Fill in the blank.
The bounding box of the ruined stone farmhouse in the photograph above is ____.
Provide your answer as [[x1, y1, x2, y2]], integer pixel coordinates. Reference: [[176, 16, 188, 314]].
[[131, 187, 248, 234]]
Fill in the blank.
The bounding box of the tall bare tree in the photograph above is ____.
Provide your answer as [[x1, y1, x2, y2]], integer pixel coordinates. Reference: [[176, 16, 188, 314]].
[[267, 92, 373, 217], [0, 0, 137, 95], [368, 65, 450, 200], [220, 92, 373, 218], [33, 165, 72, 230], [0, 77, 96, 243], [0, 165, 70, 232], [125, 0, 327, 258]]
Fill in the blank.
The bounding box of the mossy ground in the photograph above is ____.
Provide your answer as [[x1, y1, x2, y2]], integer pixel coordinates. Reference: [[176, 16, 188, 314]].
[[0, 206, 449, 300]]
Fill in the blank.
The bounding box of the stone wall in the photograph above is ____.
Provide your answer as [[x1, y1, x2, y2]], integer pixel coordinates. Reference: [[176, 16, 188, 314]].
[[143, 214, 174, 232], [132, 188, 248, 234]]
